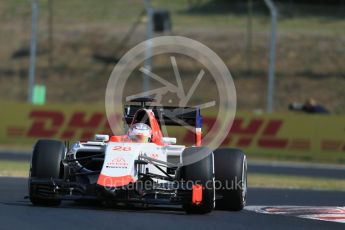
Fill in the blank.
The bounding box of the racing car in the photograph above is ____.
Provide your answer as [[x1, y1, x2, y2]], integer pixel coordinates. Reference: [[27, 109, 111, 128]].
[[28, 97, 247, 214]]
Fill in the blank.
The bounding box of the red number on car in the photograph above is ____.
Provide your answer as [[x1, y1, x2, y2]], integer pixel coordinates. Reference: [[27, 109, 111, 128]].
[[112, 146, 131, 151]]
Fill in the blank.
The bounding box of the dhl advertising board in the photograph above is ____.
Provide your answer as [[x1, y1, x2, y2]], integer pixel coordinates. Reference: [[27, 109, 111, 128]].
[[1, 102, 345, 162]]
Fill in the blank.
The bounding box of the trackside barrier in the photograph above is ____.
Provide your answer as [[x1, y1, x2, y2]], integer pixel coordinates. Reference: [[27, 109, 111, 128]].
[[1, 102, 345, 162]]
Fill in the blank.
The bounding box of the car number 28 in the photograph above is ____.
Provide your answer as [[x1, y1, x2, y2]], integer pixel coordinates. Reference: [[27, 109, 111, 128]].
[[112, 146, 132, 151]]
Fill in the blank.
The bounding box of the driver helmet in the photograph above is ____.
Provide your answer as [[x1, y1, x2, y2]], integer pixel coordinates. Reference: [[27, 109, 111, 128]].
[[128, 123, 152, 143]]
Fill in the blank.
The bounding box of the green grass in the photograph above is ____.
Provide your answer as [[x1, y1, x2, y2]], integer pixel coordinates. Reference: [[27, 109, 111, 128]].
[[1, 160, 345, 191], [0, 160, 29, 177], [247, 153, 345, 165], [2, 0, 344, 32], [249, 173, 345, 191]]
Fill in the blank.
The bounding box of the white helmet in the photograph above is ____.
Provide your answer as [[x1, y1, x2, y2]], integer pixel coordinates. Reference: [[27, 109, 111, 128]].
[[128, 123, 152, 143]]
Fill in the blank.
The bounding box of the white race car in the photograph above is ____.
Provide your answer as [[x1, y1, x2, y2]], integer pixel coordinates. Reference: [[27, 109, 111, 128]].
[[28, 98, 247, 214]]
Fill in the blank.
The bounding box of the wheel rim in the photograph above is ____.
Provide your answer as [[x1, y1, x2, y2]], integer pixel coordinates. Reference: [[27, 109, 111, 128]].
[[242, 156, 247, 204]]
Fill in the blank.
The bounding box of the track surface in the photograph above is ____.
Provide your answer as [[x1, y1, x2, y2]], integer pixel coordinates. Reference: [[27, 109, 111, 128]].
[[0, 177, 344, 230], [2, 151, 345, 179]]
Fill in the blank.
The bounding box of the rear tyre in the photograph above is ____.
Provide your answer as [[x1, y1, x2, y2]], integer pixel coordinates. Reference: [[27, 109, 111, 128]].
[[179, 147, 214, 214], [214, 148, 247, 211], [29, 139, 65, 206]]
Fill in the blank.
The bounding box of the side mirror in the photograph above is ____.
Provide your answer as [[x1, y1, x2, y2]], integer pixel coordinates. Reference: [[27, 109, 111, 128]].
[[162, 137, 176, 145], [94, 134, 109, 142]]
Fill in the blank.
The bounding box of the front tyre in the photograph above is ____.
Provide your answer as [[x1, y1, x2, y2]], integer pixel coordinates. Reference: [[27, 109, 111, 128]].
[[179, 147, 215, 214], [29, 140, 65, 206]]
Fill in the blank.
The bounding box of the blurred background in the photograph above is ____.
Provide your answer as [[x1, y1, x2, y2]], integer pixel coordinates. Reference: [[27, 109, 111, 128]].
[[1, 0, 344, 112]]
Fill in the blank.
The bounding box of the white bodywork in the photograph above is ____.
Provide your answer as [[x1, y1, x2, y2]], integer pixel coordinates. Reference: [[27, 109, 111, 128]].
[[67, 135, 185, 188], [101, 142, 167, 181]]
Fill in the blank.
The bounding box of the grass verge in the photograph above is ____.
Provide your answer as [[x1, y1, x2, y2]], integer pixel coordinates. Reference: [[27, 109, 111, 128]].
[[0, 161, 29, 177], [250, 173, 345, 191]]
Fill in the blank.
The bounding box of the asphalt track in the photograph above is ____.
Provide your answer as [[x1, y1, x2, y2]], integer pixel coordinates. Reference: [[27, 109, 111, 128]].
[[0, 177, 344, 230], [1, 151, 345, 179]]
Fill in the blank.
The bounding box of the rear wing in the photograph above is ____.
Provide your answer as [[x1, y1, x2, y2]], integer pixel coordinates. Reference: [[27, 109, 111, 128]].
[[123, 104, 202, 128]]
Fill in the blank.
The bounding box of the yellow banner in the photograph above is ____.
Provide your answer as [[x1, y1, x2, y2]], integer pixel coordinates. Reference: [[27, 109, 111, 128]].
[[1, 102, 345, 162]]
